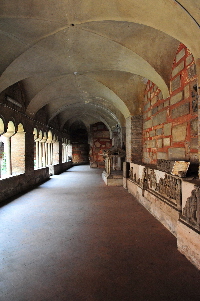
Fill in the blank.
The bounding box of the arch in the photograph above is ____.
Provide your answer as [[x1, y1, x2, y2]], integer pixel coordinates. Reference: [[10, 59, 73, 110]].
[[47, 130, 53, 141], [17, 123, 25, 133], [0, 118, 5, 135], [33, 128, 38, 140], [3, 121, 15, 138]]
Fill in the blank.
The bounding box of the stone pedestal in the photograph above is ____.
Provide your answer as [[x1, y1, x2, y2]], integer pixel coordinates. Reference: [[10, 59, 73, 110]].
[[102, 170, 123, 186]]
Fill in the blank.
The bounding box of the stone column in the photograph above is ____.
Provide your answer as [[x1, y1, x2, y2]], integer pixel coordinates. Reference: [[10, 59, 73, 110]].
[[35, 141, 39, 169], [38, 142, 42, 168], [47, 142, 51, 165], [4, 137, 11, 176]]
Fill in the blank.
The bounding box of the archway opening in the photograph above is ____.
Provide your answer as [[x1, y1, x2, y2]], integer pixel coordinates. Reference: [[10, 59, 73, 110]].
[[69, 121, 89, 165]]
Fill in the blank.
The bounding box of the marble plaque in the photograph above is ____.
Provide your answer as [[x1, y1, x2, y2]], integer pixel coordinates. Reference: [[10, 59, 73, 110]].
[[171, 161, 190, 177]]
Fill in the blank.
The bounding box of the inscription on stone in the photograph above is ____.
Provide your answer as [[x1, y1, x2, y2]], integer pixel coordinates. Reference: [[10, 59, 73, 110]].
[[171, 161, 190, 177]]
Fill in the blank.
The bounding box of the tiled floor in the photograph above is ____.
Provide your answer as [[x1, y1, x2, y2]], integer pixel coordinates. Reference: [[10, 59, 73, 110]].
[[0, 165, 200, 301]]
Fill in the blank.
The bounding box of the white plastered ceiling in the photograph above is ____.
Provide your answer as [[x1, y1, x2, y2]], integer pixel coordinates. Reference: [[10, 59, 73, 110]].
[[0, 0, 199, 130]]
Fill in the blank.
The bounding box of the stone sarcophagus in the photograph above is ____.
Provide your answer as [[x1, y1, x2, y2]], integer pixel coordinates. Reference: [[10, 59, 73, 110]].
[[181, 186, 200, 231], [129, 163, 182, 210]]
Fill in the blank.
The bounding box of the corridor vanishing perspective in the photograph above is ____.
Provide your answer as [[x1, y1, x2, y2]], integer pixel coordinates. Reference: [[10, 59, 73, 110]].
[[1, 0, 200, 281], [1, 166, 200, 301]]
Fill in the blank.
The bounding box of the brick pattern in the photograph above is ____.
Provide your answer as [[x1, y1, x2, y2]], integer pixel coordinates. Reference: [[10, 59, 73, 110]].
[[131, 115, 143, 163], [11, 132, 25, 175], [72, 143, 89, 164], [143, 43, 198, 164], [89, 122, 112, 168]]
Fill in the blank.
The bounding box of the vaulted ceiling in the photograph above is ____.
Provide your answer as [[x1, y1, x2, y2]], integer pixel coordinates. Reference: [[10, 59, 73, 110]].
[[0, 0, 199, 132]]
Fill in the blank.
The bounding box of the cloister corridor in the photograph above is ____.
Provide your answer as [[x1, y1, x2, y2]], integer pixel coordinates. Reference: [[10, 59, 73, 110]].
[[0, 165, 200, 301]]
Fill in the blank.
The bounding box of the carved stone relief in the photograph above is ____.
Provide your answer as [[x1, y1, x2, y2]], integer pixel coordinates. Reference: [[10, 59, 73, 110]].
[[183, 186, 200, 230], [157, 159, 175, 173], [129, 164, 182, 208]]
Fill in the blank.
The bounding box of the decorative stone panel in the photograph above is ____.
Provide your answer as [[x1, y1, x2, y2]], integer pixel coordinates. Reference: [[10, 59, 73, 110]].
[[129, 163, 182, 210], [182, 186, 200, 231]]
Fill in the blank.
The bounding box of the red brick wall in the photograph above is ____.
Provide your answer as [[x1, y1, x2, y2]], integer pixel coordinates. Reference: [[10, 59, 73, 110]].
[[11, 132, 25, 175], [143, 43, 198, 165], [90, 122, 112, 168], [72, 143, 89, 164]]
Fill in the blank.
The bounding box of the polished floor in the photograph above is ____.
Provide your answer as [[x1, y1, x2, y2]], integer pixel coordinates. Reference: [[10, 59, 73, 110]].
[[0, 165, 200, 301]]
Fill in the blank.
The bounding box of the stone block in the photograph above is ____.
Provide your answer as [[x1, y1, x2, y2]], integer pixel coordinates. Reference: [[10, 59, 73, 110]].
[[184, 85, 190, 99], [163, 123, 172, 136], [152, 106, 157, 115], [176, 48, 185, 62], [147, 111, 151, 118], [172, 123, 187, 142], [157, 152, 167, 160], [190, 118, 198, 136], [156, 128, 163, 136], [171, 103, 189, 119], [144, 119, 152, 130], [170, 91, 183, 105], [144, 102, 150, 111], [150, 130, 155, 137], [168, 147, 185, 160], [186, 54, 193, 66], [163, 137, 171, 146], [152, 110, 167, 126], [164, 99, 170, 107], [190, 137, 198, 149], [151, 139, 156, 148], [171, 75, 181, 92], [172, 61, 184, 78], [187, 64, 196, 79], [158, 103, 164, 111], [157, 139, 163, 148], [151, 95, 157, 105]]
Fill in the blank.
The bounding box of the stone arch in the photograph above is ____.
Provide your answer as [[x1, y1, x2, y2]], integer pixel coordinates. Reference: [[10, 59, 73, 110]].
[[5, 120, 16, 137], [17, 123, 25, 133], [0, 118, 5, 135]]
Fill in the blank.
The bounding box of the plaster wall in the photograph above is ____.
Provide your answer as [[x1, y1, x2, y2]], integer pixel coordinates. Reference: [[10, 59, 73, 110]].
[[177, 221, 200, 270]]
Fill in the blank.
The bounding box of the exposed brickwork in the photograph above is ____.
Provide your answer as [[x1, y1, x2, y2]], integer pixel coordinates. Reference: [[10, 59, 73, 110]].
[[89, 122, 112, 168], [143, 43, 198, 164], [72, 143, 89, 164], [131, 115, 143, 163], [11, 132, 25, 175]]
